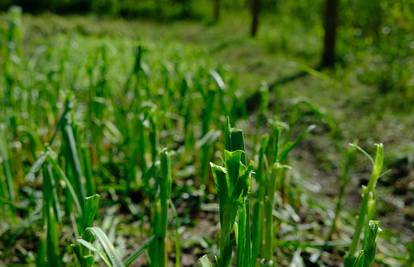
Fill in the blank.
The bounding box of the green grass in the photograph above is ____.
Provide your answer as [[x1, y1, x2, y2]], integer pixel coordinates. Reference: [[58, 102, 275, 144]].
[[0, 6, 413, 267], [4, 10, 411, 155]]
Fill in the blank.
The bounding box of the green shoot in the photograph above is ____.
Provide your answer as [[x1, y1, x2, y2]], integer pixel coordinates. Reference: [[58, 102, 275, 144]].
[[347, 221, 381, 267], [345, 144, 384, 265], [149, 149, 173, 267]]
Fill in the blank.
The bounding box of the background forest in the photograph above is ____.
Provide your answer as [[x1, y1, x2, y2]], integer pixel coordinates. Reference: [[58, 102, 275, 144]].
[[0, 0, 413, 266]]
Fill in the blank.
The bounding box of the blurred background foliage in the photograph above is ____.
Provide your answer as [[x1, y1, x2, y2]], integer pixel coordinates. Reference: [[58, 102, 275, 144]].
[[0, 0, 412, 107], [0, 0, 413, 265]]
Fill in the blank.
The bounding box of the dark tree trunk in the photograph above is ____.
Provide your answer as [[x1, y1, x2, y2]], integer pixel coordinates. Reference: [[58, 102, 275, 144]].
[[155, 0, 162, 18], [181, 0, 192, 18], [250, 0, 261, 37], [321, 0, 339, 68], [213, 0, 220, 22]]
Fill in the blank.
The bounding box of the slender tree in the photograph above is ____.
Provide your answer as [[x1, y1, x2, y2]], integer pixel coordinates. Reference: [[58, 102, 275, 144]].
[[155, 0, 163, 18], [250, 0, 261, 37], [321, 0, 339, 68], [180, 0, 192, 18], [213, 0, 221, 22]]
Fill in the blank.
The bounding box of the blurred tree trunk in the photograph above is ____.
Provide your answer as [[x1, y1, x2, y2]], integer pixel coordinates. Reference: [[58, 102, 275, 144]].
[[213, 0, 221, 22], [181, 0, 192, 18], [250, 0, 261, 37], [321, 0, 339, 68], [156, 0, 163, 18]]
